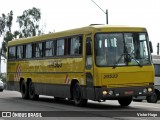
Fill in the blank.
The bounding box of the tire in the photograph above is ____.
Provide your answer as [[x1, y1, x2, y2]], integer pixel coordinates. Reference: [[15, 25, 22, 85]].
[[21, 81, 29, 99], [29, 81, 39, 100], [73, 83, 87, 107], [0, 89, 3, 92], [118, 97, 132, 107], [146, 92, 158, 103]]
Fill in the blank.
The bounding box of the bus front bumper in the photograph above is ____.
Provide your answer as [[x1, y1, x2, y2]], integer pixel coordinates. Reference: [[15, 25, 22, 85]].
[[94, 85, 154, 100]]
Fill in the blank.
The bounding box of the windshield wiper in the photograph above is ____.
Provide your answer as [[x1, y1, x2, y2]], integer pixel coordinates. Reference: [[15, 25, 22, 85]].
[[113, 53, 126, 69], [128, 54, 143, 67], [113, 53, 143, 69]]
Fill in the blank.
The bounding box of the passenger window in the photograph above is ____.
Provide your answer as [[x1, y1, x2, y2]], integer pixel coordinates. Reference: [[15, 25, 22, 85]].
[[25, 44, 32, 58], [9, 46, 16, 59], [56, 39, 64, 56], [70, 36, 82, 55], [17, 45, 23, 59], [35, 42, 42, 57], [45, 41, 55, 57]]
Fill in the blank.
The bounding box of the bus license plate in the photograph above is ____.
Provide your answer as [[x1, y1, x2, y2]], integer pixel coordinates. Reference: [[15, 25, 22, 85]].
[[125, 91, 134, 95]]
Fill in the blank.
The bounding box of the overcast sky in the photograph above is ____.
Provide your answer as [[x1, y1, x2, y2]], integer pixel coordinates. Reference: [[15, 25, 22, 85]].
[[0, 0, 160, 72]]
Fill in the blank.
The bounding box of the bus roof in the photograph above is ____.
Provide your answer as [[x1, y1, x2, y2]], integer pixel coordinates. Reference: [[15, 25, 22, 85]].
[[8, 25, 147, 46]]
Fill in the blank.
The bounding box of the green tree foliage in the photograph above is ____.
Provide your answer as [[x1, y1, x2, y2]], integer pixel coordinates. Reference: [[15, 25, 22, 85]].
[[16, 7, 41, 38], [0, 14, 5, 35], [0, 7, 43, 59], [0, 11, 13, 33], [0, 11, 13, 58]]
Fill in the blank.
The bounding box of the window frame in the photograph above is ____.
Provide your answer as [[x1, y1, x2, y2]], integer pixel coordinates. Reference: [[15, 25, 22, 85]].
[[8, 46, 17, 60], [56, 39, 65, 56], [25, 43, 33, 59], [35, 42, 43, 58], [17, 45, 24, 59], [44, 40, 56, 57], [70, 36, 83, 56]]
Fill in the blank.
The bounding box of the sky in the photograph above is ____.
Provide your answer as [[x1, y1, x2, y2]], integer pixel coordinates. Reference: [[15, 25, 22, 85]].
[[0, 0, 160, 72]]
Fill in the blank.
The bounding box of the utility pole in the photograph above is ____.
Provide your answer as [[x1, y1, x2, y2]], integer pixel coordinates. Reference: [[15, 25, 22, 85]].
[[91, 0, 108, 24]]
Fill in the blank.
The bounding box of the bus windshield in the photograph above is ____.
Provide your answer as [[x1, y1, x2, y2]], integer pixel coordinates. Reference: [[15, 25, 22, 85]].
[[95, 32, 151, 67]]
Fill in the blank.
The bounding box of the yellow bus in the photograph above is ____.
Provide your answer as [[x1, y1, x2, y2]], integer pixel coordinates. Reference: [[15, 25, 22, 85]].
[[7, 25, 154, 107]]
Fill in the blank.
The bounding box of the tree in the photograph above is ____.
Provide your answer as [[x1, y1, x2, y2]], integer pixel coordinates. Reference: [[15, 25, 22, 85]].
[[0, 11, 13, 34], [16, 7, 41, 38], [0, 11, 13, 74], [0, 11, 13, 58], [0, 8, 43, 74], [0, 7, 43, 58], [0, 14, 5, 35]]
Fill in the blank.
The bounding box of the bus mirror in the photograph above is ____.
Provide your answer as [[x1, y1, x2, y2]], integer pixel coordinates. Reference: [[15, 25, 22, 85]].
[[149, 41, 153, 53]]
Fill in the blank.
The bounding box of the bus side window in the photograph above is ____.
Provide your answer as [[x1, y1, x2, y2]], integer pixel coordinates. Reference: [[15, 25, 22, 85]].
[[17, 45, 24, 59], [70, 36, 82, 55], [86, 37, 92, 69], [44, 40, 56, 57], [8, 46, 16, 59], [35, 42, 42, 58], [25, 44, 32, 58], [56, 39, 65, 56]]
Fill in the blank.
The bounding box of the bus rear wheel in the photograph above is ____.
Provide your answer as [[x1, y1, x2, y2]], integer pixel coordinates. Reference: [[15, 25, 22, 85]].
[[21, 81, 29, 99], [73, 83, 87, 107], [118, 97, 132, 106], [29, 81, 39, 100]]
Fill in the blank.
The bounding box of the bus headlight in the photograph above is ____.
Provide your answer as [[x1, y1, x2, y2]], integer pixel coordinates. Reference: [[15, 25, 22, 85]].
[[148, 88, 152, 92], [143, 88, 147, 93], [108, 90, 114, 95], [102, 91, 108, 95]]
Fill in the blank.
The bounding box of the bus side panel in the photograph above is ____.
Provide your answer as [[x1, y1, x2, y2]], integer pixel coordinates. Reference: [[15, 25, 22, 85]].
[[7, 57, 86, 99], [34, 83, 71, 98]]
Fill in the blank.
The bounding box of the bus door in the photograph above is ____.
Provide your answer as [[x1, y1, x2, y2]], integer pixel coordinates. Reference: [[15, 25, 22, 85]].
[[85, 36, 95, 100]]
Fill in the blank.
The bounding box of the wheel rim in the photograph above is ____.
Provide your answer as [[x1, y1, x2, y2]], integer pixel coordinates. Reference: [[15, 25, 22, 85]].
[[150, 94, 157, 102]]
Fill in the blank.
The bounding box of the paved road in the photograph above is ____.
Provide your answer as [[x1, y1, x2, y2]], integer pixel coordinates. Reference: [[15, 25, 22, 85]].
[[0, 90, 160, 120]]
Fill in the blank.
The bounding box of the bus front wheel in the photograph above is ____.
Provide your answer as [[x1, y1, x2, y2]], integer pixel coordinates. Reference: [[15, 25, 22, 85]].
[[29, 81, 39, 100], [118, 97, 132, 106], [73, 83, 87, 107], [146, 92, 158, 103], [21, 81, 29, 99]]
